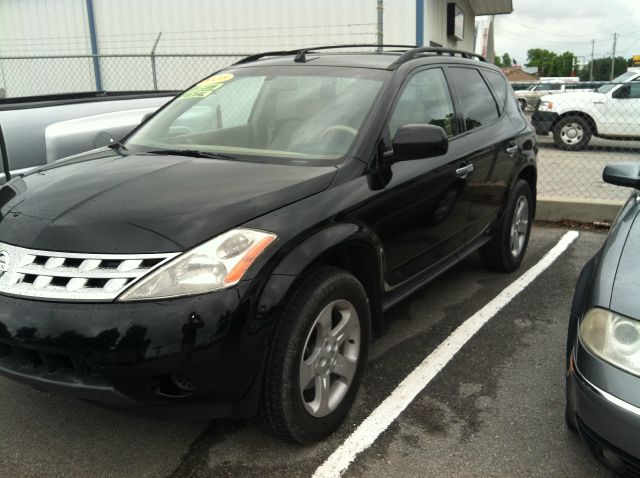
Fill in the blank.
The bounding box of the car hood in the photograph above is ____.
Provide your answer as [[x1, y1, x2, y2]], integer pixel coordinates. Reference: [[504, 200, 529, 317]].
[[540, 91, 603, 104], [0, 149, 337, 253], [610, 207, 640, 318]]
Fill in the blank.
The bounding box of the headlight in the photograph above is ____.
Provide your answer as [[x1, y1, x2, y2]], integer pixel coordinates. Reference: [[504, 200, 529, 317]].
[[538, 100, 554, 111], [118, 229, 276, 301], [579, 308, 640, 376]]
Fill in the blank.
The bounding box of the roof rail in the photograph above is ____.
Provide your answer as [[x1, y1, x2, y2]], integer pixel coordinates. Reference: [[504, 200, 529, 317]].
[[234, 44, 418, 65], [291, 44, 419, 63], [233, 49, 302, 65], [390, 47, 486, 68]]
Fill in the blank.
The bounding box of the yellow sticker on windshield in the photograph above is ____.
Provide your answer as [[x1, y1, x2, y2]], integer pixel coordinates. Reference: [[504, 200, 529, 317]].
[[180, 82, 223, 99], [204, 73, 234, 84]]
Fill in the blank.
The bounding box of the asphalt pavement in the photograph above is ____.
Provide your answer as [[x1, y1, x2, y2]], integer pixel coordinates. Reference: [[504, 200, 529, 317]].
[[0, 227, 617, 478]]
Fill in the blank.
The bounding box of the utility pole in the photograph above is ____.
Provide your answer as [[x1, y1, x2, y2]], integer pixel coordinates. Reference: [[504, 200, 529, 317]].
[[610, 32, 618, 80], [590, 39, 595, 81], [377, 0, 383, 51]]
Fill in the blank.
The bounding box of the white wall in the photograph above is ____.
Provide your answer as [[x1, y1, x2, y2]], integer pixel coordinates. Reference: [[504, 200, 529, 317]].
[[0, 0, 95, 95], [0, 0, 481, 96], [424, 0, 475, 51]]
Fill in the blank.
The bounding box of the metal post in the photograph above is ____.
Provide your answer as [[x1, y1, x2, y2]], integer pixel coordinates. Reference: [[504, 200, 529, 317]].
[[150, 32, 162, 90], [589, 39, 595, 81], [415, 0, 424, 46], [610, 32, 617, 80], [85, 0, 102, 91], [377, 0, 383, 51]]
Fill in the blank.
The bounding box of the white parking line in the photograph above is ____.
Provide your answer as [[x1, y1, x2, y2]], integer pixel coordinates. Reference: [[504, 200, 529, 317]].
[[313, 230, 580, 478]]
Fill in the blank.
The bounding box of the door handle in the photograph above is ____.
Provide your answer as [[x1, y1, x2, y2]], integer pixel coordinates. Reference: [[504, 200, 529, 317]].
[[456, 163, 474, 178], [506, 144, 519, 156]]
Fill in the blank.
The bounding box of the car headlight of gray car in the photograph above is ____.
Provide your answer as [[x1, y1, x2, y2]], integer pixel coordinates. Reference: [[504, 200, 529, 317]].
[[579, 308, 640, 376], [118, 228, 277, 301]]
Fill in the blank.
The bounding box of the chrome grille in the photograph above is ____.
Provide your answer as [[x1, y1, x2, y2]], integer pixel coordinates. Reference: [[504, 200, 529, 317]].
[[0, 241, 179, 301]]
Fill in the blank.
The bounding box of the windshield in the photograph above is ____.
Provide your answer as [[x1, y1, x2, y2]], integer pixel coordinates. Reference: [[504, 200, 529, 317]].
[[125, 66, 389, 164], [596, 71, 638, 93]]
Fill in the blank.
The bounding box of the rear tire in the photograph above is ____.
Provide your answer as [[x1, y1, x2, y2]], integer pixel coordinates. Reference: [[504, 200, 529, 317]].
[[258, 267, 371, 443], [481, 179, 533, 272], [552, 115, 592, 151]]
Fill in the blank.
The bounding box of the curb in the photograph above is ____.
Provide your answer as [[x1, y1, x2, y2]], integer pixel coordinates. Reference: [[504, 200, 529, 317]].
[[536, 197, 624, 224]]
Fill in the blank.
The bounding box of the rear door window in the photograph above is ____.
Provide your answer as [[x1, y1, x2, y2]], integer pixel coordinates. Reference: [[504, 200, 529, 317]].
[[448, 67, 499, 132], [484, 70, 508, 112]]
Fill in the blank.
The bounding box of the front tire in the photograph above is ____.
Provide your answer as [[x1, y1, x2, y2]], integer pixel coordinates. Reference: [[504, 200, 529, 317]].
[[481, 179, 533, 272], [552, 115, 592, 151], [258, 267, 371, 443]]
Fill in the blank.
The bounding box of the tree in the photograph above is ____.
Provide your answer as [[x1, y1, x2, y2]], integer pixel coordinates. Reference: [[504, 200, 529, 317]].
[[579, 57, 629, 81], [494, 55, 503, 67], [502, 53, 512, 67], [526, 49, 576, 77], [526, 48, 557, 76]]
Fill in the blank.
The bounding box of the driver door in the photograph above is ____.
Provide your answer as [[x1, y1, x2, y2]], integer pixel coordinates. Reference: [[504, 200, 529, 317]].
[[373, 67, 471, 286], [604, 80, 640, 136]]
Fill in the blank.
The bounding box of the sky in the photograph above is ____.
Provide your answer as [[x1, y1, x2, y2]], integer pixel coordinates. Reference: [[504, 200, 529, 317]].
[[481, 0, 640, 68]]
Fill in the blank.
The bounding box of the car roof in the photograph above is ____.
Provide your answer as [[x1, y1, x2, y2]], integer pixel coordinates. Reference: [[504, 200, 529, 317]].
[[230, 46, 495, 72]]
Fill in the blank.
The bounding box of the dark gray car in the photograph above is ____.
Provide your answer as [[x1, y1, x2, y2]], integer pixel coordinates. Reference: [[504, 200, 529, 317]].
[[566, 162, 640, 475]]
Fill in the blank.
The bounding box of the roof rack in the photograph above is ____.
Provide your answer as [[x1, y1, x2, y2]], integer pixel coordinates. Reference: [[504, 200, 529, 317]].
[[234, 49, 302, 65], [234, 44, 418, 65], [390, 47, 486, 68], [233, 45, 486, 68]]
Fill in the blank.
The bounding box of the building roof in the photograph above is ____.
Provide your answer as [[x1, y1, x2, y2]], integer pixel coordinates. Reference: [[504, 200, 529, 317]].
[[502, 67, 539, 82], [471, 0, 513, 15]]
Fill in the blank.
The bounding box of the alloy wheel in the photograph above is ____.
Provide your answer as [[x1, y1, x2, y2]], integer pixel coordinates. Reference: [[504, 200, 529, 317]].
[[510, 195, 529, 258], [299, 299, 361, 418]]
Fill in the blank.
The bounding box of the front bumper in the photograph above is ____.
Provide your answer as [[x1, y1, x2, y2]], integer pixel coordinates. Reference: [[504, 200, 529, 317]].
[[530, 111, 558, 135], [0, 281, 272, 418], [568, 340, 640, 472]]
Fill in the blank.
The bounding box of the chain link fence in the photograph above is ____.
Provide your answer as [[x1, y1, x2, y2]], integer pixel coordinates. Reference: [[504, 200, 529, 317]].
[[0, 54, 639, 205], [0, 53, 248, 97], [517, 79, 640, 203]]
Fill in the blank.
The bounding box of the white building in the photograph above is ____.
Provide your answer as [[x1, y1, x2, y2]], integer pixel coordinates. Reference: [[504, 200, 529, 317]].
[[0, 0, 512, 96]]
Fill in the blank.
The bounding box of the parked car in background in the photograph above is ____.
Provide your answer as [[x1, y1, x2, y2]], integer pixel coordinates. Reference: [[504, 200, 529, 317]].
[[566, 162, 640, 475], [531, 69, 640, 150], [515, 81, 598, 111], [0, 91, 176, 183], [0, 45, 537, 443]]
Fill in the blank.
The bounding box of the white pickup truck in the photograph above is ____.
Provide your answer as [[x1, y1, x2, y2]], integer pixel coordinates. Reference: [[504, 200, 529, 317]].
[[531, 68, 640, 150]]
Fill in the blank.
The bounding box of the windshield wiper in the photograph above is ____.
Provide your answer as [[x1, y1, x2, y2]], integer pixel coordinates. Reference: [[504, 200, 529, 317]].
[[144, 149, 237, 160]]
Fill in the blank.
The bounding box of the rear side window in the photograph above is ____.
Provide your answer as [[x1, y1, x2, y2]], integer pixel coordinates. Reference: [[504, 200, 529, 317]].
[[389, 68, 456, 138], [484, 70, 508, 111], [448, 67, 499, 131]]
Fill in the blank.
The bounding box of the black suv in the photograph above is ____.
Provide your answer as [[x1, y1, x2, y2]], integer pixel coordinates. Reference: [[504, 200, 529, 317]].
[[0, 46, 536, 443]]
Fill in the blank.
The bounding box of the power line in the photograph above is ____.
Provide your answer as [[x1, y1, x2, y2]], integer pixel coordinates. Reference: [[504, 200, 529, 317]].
[[500, 16, 639, 41], [493, 25, 609, 44]]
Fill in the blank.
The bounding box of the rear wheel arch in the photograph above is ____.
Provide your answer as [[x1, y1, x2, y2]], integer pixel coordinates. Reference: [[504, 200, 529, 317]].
[[517, 165, 537, 218]]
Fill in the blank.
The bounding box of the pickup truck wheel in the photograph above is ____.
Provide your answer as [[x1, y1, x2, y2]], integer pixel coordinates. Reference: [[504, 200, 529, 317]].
[[481, 179, 533, 272], [258, 267, 371, 443], [552, 115, 592, 151]]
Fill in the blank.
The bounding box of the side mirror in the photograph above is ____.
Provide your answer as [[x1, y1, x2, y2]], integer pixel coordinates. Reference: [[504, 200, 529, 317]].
[[392, 124, 448, 161], [141, 112, 154, 123], [603, 162, 640, 189]]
